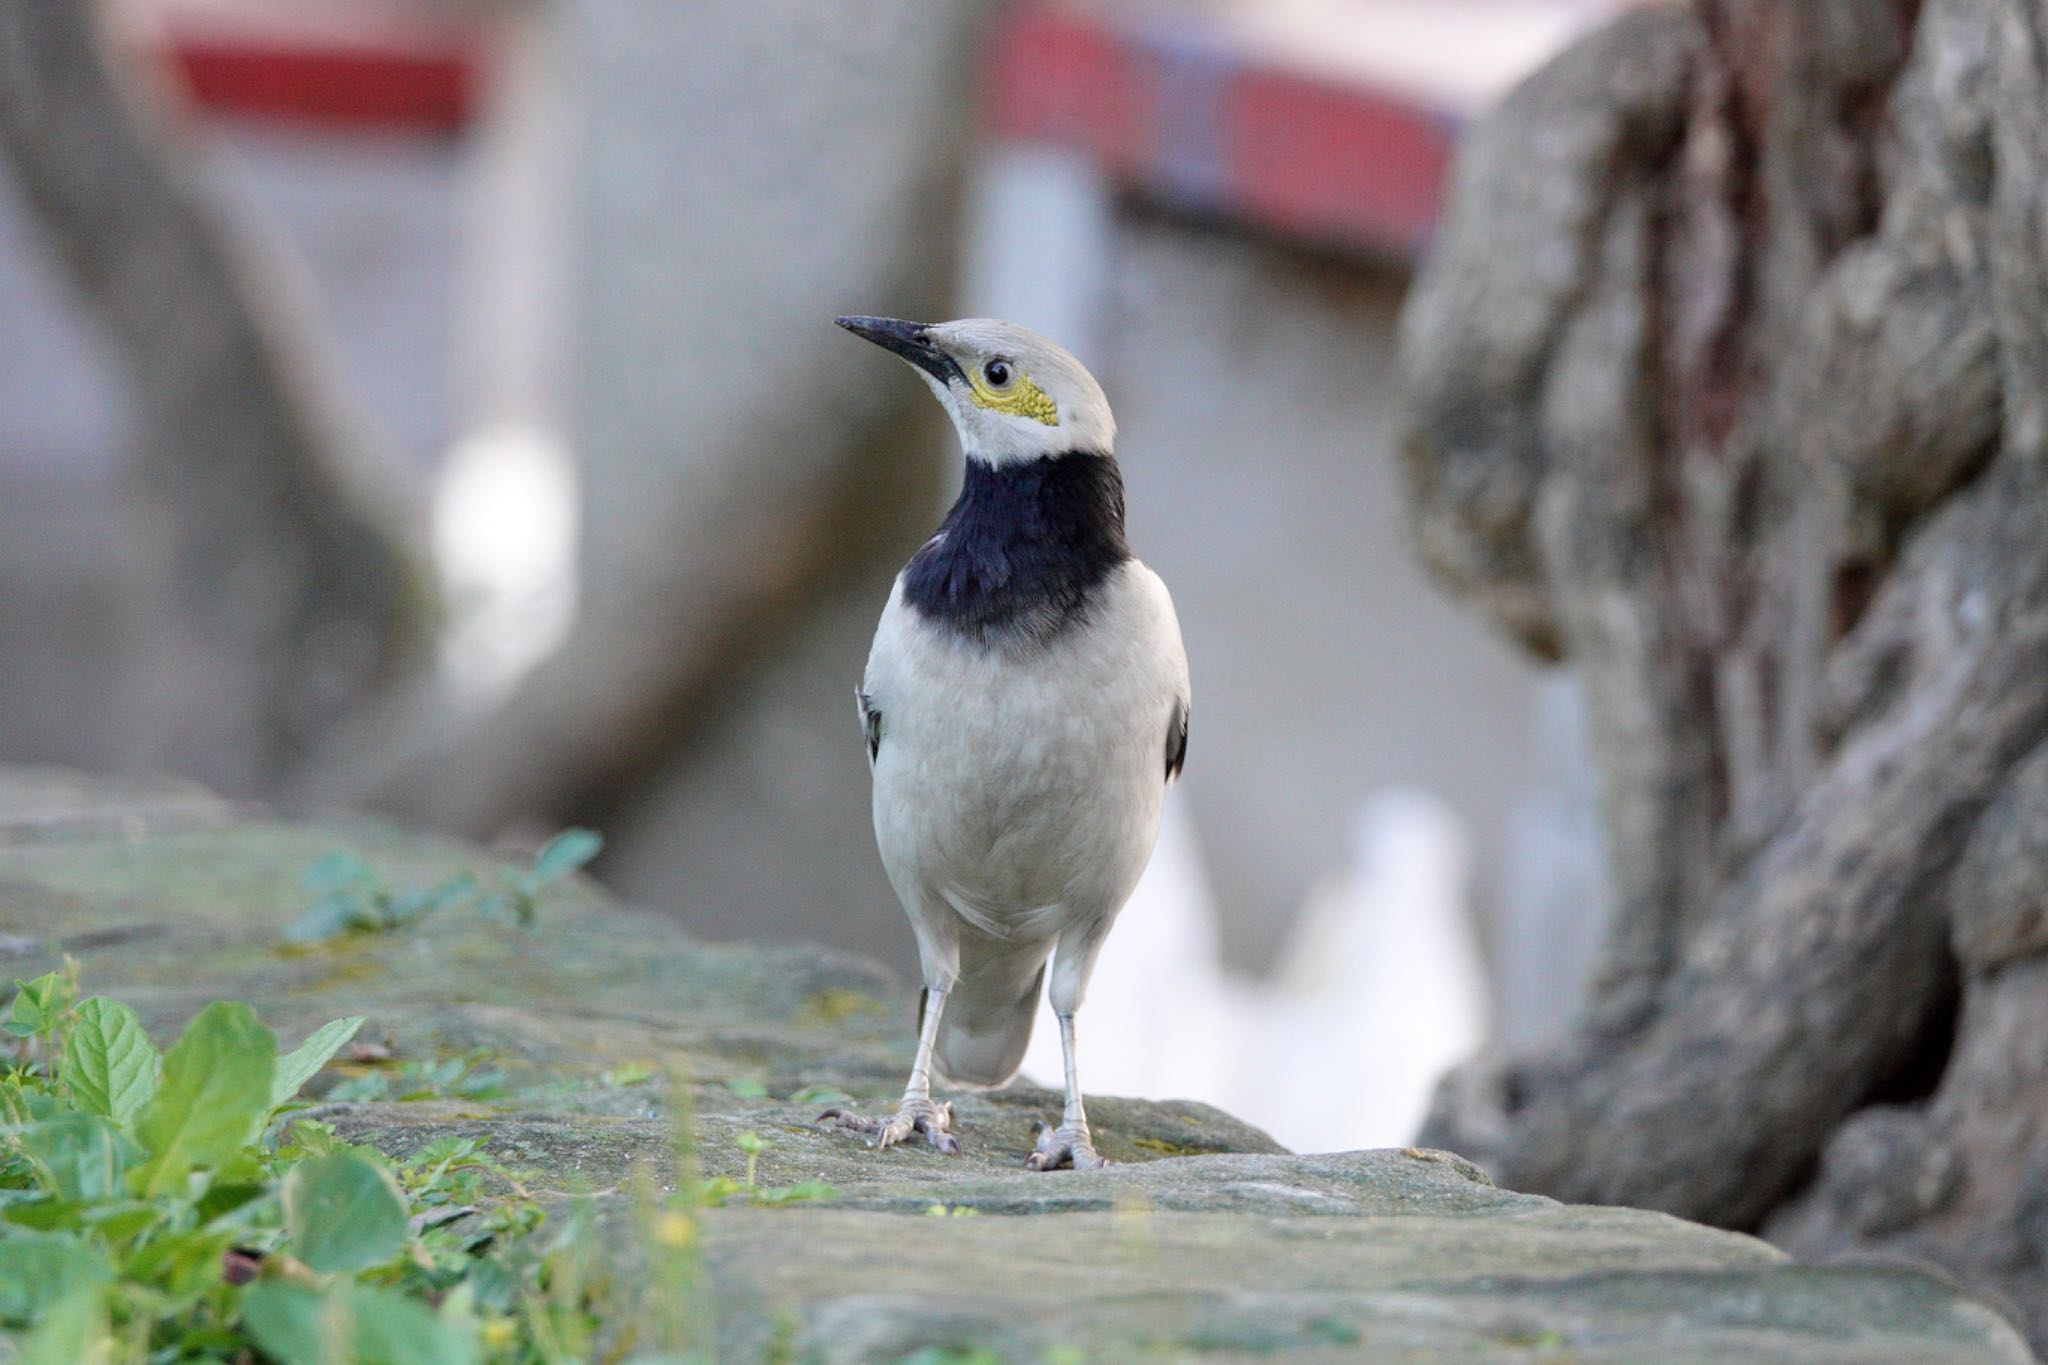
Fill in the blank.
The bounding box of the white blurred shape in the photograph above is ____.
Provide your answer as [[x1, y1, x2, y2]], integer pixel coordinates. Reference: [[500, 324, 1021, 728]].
[[1021, 787, 1489, 1155], [433, 424, 579, 702], [1020, 792, 1237, 1103], [1238, 790, 1488, 1151], [1220, 0, 1636, 116], [957, 144, 1115, 367], [1495, 673, 1611, 1047], [431, 4, 580, 705]]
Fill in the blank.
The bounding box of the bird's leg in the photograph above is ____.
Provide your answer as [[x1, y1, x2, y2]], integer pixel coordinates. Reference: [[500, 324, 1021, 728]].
[[818, 987, 960, 1155], [1026, 1012, 1106, 1170]]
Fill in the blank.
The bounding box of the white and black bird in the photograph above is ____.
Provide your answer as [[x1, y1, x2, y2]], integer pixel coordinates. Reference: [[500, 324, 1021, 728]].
[[821, 316, 1189, 1170]]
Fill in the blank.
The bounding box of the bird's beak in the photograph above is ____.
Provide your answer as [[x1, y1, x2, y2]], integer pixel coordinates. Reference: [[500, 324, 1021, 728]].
[[834, 315, 965, 386]]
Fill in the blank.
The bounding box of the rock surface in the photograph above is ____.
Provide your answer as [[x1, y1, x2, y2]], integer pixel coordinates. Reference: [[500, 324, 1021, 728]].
[[0, 767, 2031, 1362]]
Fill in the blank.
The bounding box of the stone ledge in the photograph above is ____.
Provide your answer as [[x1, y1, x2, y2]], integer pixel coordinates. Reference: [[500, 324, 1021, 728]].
[[0, 766, 2029, 1363]]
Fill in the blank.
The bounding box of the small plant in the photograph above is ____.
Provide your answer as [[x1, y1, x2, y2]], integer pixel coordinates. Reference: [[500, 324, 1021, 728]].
[[0, 970, 678, 1362], [735, 1130, 765, 1188], [601, 1061, 656, 1089], [479, 828, 603, 928], [325, 1048, 511, 1105], [288, 829, 602, 942], [788, 1083, 851, 1107], [691, 1131, 834, 1209]]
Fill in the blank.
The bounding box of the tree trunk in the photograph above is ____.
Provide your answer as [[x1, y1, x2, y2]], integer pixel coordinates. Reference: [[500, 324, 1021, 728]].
[[0, 1, 428, 796], [1402, 0, 2048, 1345]]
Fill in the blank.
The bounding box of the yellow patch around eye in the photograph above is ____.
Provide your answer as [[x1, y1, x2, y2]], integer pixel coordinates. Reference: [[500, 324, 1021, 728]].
[[967, 369, 1059, 425]]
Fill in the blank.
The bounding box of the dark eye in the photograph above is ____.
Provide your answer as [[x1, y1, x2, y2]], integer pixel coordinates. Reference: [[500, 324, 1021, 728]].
[[983, 359, 1013, 388]]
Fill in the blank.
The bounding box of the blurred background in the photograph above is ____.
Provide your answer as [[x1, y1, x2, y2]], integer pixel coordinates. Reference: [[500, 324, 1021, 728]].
[[0, 0, 1647, 1154]]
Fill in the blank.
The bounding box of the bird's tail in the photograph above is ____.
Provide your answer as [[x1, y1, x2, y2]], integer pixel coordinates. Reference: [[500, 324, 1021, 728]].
[[933, 943, 1048, 1089]]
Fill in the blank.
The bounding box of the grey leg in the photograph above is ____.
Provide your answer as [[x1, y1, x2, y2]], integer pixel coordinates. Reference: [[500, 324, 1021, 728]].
[[1025, 1011, 1105, 1171], [819, 986, 960, 1156]]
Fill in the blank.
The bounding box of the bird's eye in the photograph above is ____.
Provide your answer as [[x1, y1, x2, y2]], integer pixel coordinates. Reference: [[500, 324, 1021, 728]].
[[982, 359, 1013, 389]]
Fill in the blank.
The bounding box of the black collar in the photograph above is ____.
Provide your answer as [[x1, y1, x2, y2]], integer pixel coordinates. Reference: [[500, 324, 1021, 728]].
[[903, 451, 1131, 646]]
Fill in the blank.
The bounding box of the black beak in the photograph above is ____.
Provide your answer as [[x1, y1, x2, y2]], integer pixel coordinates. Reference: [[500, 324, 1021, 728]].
[[834, 315, 965, 386]]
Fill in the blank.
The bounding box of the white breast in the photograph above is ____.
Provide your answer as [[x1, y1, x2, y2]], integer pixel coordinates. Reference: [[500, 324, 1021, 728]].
[[864, 560, 1188, 944]]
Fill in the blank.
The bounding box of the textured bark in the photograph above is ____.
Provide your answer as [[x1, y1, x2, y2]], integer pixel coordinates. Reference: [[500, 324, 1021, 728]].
[[1403, 0, 2048, 1346], [0, 1, 428, 795]]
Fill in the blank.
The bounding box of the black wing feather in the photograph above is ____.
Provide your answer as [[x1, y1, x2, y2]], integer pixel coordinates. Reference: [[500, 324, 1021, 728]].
[[1166, 698, 1189, 784], [857, 689, 881, 764]]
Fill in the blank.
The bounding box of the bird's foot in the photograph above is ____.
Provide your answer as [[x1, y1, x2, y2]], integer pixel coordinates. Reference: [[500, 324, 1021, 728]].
[[817, 1096, 961, 1156], [1025, 1119, 1107, 1171]]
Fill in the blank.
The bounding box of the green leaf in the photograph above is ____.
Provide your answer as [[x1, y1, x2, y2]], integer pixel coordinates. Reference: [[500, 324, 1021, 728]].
[[461, 1257, 520, 1314], [0, 1201, 86, 1232], [323, 1072, 391, 1104], [754, 1178, 837, 1205], [127, 1002, 276, 1198], [2, 1199, 156, 1240], [604, 1061, 655, 1088], [279, 1120, 355, 1160], [302, 850, 376, 894], [270, 1017, 366, 1110], [474, 892, 517, 925], [533, 828, 602, 882], [123, 1226, 233, 1301], [20, 1285, 107, 1365], [722, 1076, 769, 1099], [370, 1286, 472, 1364], [17, 1114, 127, 1202], [285, 1152, 407, 1274], [244, 1282, 478, 1365], [240, 1282, 348, 1365], [6, 972, 69, 1040], [287, 894, 376, 943], [79, 1203, 159, 1243], [788, 1083, 851, 1106], [0, 1073, 35, 1124], [386, 875, 476, 929], [193, 1180, 268, 1225], [0, 1232, 111, 1324], [63, 998, 159, 1127]]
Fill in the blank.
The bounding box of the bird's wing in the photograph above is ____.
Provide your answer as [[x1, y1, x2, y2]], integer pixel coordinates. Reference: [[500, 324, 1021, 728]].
[[855, 688, 881, 766], [1123, 559, 1191, 786], [859, 579, 912, 770], [1166, 696, 1189, 784]]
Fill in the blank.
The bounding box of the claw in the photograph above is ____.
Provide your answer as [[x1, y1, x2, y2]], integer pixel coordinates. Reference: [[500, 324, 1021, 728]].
[[1025, 1118, 1107, 1171], [919, 1103, 962, 1157], [818, 1097, 961, 1156]]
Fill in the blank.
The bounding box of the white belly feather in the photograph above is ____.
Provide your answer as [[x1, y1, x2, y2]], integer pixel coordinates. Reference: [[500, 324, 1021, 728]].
[[865, 560, 1188, 950]]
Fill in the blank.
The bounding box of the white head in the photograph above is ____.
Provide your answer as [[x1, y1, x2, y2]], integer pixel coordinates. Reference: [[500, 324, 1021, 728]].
[[835, 316, 1115, 464]]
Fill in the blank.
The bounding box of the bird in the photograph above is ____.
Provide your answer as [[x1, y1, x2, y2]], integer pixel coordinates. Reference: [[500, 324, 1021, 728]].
[[820, 316, 1190, 1170]]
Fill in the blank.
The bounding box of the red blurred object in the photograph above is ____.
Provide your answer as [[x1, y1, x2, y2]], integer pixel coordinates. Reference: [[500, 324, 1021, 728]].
[[1225, 70, 1450, 257], [988, 7, 1147, 173], [987, 4, 1460, 259], [168, 30, 479, 134]]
